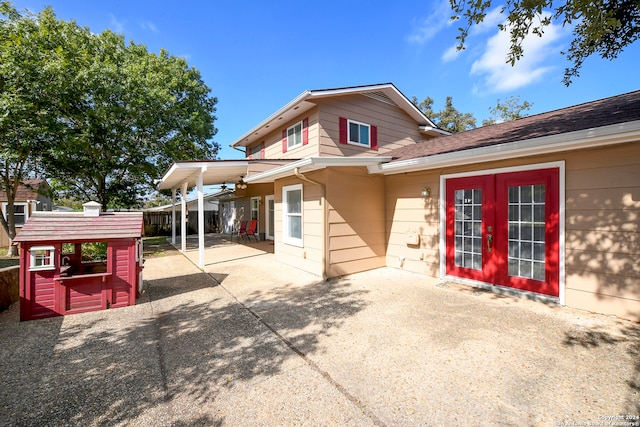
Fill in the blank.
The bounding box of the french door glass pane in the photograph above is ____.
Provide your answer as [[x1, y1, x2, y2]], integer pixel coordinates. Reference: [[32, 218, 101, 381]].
[[454, 188, 482, 270], [507, 184, 546, 281]]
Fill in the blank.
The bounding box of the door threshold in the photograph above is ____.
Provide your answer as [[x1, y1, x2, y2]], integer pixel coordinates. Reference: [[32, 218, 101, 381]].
[[441, 276, 561, 306]]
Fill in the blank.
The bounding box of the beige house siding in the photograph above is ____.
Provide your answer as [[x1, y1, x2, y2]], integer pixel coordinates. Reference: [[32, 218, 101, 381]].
[[384, 172, 441, 277], [562, 142, 640, 321], [383, 142, 640, 321], [326, 167, 386, 276], [249, 109, 320, 160], [315, 95, 428, 157], [247, 160, 294, 175], [274, 174, 324, 276]]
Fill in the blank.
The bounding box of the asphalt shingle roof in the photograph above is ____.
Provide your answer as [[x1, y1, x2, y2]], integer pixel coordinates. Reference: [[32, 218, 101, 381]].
[[385, 90, 640, 162]]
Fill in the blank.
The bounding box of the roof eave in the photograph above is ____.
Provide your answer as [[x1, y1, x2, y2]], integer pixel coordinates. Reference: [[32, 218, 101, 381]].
[[246, 156, 394, 183]]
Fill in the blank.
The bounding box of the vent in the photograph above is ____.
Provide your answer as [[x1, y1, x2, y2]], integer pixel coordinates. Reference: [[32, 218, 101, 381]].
[[363, 91, 397, 106]]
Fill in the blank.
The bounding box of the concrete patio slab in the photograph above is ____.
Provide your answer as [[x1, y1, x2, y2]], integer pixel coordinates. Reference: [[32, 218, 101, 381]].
[[0, 238, 638, 426]]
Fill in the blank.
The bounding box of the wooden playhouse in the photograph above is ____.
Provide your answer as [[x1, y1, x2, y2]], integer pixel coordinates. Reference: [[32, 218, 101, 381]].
[[13, 202, 144, 321]]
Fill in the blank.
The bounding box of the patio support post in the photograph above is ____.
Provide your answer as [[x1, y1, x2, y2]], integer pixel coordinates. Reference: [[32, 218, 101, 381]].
[[197, 168, 205, 269], [181, 181, 188, 253], [171, 188, 176, 245]]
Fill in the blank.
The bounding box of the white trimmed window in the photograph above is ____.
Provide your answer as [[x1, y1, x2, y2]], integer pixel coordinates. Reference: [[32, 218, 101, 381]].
[[282, 184, 303, 247], [348, 119, 370, 147], [29, 246, 55, 271], [287, 121, 303, 150], [2, 202, 28, 226]]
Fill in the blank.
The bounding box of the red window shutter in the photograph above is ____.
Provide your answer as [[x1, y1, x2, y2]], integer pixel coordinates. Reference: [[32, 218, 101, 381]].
[[339, 117, 348, 144], [282, 130, 287, 153], [371, 125, 378, 151], [302, 118, 309, 145], [260, 141, 265, 159]]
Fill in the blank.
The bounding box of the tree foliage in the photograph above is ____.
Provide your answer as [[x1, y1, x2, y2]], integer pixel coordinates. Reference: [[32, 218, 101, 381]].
[[482, 95, 533, 125], [1, 1, 218, 226], [40, 16, 218, 209], [0, 2, 70, 254], [449, 0, 640, 85], [411, 95, 477, 133]]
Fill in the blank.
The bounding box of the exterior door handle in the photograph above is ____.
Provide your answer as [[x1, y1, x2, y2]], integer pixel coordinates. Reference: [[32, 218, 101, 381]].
[[487, 234, 493, 252]]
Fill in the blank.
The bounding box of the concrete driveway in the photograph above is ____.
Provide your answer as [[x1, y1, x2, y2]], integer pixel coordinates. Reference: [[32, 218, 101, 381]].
[[0, 239, 638, 426]]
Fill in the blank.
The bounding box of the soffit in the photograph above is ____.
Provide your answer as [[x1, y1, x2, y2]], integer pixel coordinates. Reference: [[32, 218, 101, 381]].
[[156, 161, 250, 190]]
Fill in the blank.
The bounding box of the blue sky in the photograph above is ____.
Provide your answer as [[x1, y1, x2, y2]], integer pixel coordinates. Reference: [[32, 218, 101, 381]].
[[12, 0, 640, 162]]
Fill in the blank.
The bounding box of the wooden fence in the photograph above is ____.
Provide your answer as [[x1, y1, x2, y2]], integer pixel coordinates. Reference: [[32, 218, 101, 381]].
[[144, 211, 219, 236]]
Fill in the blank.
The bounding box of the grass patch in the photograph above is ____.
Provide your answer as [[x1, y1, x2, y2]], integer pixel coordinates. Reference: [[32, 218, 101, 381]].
[[0, 247, 19, 269], [143, 236, 178, 258]]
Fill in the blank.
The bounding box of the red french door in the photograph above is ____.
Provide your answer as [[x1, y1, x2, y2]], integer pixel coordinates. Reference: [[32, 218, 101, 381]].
[[445, 168, 560, 297]]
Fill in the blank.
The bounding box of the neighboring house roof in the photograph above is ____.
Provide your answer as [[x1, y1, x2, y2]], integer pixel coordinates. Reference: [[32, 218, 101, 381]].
[[0, 179, 48, 202], [230, 83, 448, 148], [13, 211, 143, 242], [145, 190, 232, 211], [385, 90, 640, 162]]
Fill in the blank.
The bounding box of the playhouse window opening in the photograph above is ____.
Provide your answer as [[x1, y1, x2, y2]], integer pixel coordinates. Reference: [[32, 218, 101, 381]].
[[62, 243, 75, 254], [29, 246, 55, 271], [81, 242, 108, 264]]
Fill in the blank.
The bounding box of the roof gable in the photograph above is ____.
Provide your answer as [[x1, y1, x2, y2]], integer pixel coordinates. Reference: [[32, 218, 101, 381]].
[[230, 83, 446, 148], [385, 90, 640, 162]]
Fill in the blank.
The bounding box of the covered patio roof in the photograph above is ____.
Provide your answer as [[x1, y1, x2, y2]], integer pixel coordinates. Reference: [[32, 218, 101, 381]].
[[157, 160, 250, 190]]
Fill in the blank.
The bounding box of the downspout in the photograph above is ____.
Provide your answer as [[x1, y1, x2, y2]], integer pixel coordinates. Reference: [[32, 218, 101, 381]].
[[294, 167, 327, 281]]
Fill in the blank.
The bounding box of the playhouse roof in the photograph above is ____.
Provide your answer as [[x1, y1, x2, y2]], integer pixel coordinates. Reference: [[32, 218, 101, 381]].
[[13, 211, 143, 243]]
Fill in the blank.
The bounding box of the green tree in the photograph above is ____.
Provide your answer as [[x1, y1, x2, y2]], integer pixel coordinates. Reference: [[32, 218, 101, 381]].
[[437, 96, 477, 133], [410, 95, 436, 118], [411, 95, 477, 133], [41, 21, 218, 209], [0, 3, 71, 255], [449, 0, 640, 85], [482, 96, 533, 126]]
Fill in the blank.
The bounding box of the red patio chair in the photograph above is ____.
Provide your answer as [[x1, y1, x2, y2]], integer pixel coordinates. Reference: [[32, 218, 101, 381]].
[[241, 219, 259, 243], [235, 220, 247, 242]]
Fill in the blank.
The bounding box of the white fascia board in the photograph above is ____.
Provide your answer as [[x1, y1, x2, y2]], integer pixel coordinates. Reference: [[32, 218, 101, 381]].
[[246, 156, 393, 183], [370, 120, 640, 175], [419, 126, 450, 136]]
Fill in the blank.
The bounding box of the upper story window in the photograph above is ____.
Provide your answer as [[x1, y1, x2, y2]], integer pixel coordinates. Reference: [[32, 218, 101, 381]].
[[287, 121, 303, 150], [281, 118, 309, 153], [339, 117, 378, 151], [248, 142, 265, 159], [348, 120, 370, 146], [2, 202, 28, 226]]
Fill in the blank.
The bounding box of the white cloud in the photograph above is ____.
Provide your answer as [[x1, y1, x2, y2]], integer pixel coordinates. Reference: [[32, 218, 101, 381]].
[[140, 21, 158, 33], [442, 43, 461, 62], [439, 6, 504, 63], [469, 7, 505, 35], [406, 0, 455, 45], [470, 13, 566, 92], [109, 14, 125, 33]]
